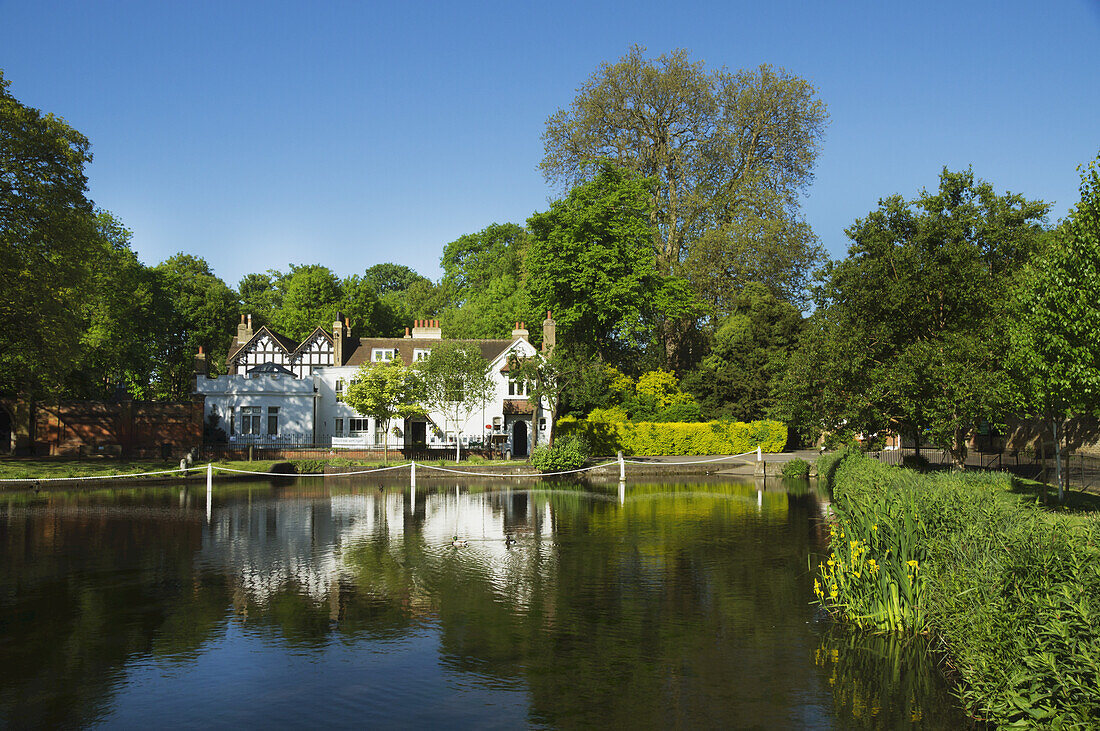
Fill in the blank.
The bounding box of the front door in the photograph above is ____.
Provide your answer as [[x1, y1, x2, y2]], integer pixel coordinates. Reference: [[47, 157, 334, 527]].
[[411, 420, 426, 446], [513, 420, 528, 458]]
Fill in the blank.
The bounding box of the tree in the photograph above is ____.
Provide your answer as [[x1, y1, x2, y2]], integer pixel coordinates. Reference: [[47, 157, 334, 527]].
[[0, 69, 99, 396], [270, 264, 343, 340], [1011, 152, 1100, 501], [682, 282, 804, 421], [237, 272, 281, 327], [439, 223, 539, 340], [418, 342, 495, 460], [152, 254, 237, 400], [541, 47, 828, 361], [527, 163, 696, 365], [774, 169, 1048, 468], [344, 360, 426, 462]]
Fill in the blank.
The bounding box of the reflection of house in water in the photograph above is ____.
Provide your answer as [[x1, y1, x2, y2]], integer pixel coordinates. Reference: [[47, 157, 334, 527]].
[[195, 488, 554, 607]]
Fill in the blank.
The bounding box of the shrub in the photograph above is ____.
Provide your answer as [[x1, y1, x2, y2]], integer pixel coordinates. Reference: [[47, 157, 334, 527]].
[[556, 417, 786, 456], [815, 452, 1100, 726], [531, 434, 590, 473], [289, 459, 326, 473], [781, 458, 810, 478]]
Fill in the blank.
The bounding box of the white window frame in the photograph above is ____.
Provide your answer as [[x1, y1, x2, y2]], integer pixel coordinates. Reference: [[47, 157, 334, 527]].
[[413, 348, 431, 361], [241, 406, 261, 435], [372, 348, 396, 362]]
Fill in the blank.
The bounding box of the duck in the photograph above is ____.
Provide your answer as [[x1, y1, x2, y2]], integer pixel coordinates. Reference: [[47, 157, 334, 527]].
[[505, 535, 517, 547], [451, 536, 468, 548]]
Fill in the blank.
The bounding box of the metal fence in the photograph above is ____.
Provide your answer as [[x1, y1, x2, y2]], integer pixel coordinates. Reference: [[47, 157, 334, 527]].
[[865, 446, 1100, 492], [200, 441, 506, 462]]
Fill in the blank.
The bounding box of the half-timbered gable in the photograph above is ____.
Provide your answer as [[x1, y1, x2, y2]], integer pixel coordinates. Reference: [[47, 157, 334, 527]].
[[228, 327, 300, 375], [287, 327, 335, 379]]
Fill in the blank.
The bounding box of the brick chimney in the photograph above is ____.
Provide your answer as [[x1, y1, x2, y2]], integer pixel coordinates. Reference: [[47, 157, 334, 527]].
[[511, 321, 529, 341], [411, 319, 442, 339], [236, 314, 253, 345], [193, 346, 207, 391], [542, 311, 555, 354], [333, 312, 351, 365]]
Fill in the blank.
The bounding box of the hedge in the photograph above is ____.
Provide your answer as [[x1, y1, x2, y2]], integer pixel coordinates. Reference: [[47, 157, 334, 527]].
[[815, 451, 1100, 726], [556, 417, 786, 456]]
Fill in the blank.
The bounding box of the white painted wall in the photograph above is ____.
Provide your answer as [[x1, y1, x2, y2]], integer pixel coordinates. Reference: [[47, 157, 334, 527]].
[[196, 373, 315, 441]]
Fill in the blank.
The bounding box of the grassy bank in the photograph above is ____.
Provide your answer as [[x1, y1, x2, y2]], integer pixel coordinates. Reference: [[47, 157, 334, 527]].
[[814, 451, 1100, 727]]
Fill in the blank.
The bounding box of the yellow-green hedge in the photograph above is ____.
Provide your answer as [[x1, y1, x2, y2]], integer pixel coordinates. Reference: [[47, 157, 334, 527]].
[[556, 417, 787, 456]]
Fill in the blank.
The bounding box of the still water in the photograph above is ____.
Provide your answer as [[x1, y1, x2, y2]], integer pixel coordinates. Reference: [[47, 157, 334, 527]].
[[0, 478, 967, 728]]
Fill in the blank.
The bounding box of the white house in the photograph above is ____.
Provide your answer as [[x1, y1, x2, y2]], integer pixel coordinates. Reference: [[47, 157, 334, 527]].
[[196, 314, 555, 457]]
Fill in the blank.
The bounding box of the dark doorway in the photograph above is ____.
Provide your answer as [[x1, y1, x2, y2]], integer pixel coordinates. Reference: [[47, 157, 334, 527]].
[[411, 421, 426, 446], [0, 407, 10, 454], [513, 421, 528, 458]]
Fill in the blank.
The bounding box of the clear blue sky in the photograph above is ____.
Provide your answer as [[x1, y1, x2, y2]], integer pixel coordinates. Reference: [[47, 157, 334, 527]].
[[2, 0, 1098, 287]]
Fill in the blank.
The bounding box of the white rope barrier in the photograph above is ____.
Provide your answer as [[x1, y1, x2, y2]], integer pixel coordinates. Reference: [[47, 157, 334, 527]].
[[0, 466, 193, 483], [622, 451, 756, 466], [0, 450, 771, 484], [416, 460, 619, 478]]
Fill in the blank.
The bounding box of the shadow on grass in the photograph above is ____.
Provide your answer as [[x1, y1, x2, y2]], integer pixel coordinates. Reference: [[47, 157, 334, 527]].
[[1006, 475, 1100, 513]]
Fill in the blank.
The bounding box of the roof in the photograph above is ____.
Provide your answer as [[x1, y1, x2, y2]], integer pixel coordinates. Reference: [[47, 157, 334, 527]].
[[247, 362, 297, 376], [227, 325, 303, 361], [503, 400, 534, 415], [344, 338, 516, 367]]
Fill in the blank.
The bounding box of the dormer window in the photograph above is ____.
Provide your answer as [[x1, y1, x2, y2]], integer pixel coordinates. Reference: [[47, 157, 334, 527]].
[[508, 378, 529, 397], [413, 348, 431, 361], [372, 348, 396, 362]]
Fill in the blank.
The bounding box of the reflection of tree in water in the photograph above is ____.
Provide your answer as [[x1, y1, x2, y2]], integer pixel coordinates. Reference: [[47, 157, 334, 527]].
[[812, 625, 974, 729]]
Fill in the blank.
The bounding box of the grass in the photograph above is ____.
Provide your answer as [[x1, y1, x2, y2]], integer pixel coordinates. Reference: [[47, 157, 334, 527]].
[[814, 451, 1100, 726]]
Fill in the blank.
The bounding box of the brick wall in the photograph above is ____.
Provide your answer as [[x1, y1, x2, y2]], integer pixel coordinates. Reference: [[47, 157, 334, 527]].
[[33, 398, 205, 458]]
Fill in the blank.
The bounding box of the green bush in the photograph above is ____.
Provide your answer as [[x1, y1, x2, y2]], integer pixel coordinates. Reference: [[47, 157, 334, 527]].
[[556, 417, 786, 456], [816, 452, 1100, 726], [781, 458, 810, 478], [289, 459, 327, 473], [531, 435, 590, 473]]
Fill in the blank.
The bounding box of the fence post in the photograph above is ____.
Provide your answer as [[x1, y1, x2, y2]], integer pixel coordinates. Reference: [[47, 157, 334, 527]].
[[757, 445, 762, 462], [410, 460, 416, 488], [618, 451, 625, 481], [206, 463, 213, 523]]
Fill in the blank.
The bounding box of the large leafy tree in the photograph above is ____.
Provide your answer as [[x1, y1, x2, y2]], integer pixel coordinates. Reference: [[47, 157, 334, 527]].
[[682, 282, 803, 421], [526, 163, 695, 366], [152, 254, 237, 400], [541, 47, 827, 362], [775, 169, 1048, 467], [1011, 153, 1100, 500], [418, 341, 495, 460], [0, 70, 100, 395], [439, 223, 538, 340], [270, 264, 344, 340]]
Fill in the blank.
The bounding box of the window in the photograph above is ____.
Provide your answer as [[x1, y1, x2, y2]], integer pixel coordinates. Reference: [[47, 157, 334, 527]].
[[413, 348, 431, 361], [508, 378, 528, 396], [335, 418, 344, 437], [229, 407, 235, 436], [349, 418, 369, 436], [372, 348, 396, 362], [241, 406, 261, 435], [539, 418, 546, 432], [446, 432, 455, 443], [375, 429, 385, 445], [492, 417, 502, 431], [335, 379, 345, 402], [267, 407, 279, 436]]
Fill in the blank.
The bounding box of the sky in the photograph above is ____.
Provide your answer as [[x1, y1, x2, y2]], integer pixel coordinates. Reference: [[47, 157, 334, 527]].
[[2, 0, 1098, 287]]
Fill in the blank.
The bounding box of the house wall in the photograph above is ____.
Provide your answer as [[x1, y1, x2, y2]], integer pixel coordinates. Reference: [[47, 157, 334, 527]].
[[197, 373, 316, 443]]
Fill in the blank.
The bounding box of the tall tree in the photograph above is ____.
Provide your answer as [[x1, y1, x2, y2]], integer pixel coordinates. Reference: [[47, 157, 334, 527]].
[[418, 341, 495, 461], [1011, 152, 1100, 500], [541, 47, 828, 361], [152, 254, 237, 400], [439, 223, 538, 339], [774, 169, 1048, 467], [237, 271, 281, 327], [270, 264, 343, 340], [526, 163, 695, 365], [682, 282, 803, 421], [0, 70, 99, 395]]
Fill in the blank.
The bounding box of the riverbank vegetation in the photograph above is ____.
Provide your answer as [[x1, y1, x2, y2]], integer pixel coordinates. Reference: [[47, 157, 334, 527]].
[[815, 451, 1100, 726]]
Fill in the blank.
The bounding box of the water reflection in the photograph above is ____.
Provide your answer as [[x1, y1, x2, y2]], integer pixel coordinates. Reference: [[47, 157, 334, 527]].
[[0, 478, 967, 728]]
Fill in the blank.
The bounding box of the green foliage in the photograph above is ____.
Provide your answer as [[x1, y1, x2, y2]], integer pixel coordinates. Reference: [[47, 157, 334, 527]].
[[344, 361, 426, 457], [816, 452, 1100, 726], [683, 282, 804, 421], [557, 417, 786, 456], [0, 70, 99, 395], [288, 459, 327, 473], [780, 458, 810, 478], [530, 434, 590, 472], [527, 163, 695, 363], [776, 169, 1049, 467], [419, 342, 495, 456]]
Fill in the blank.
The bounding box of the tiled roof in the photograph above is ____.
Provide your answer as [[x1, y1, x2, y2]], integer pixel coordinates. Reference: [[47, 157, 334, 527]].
[[344, 338, 515, 367], [503, 399, 534, 415], [227, 325, 299, 361]]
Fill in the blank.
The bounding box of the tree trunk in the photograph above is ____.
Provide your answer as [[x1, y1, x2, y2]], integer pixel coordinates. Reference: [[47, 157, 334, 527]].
[[456, 433, 461, 462], [1053, 417, 1064, 504], [950, 427, 968, 471]]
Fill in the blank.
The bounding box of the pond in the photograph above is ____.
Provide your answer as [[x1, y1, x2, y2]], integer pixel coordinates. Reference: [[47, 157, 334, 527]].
[[0, 477, 969, 728]]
